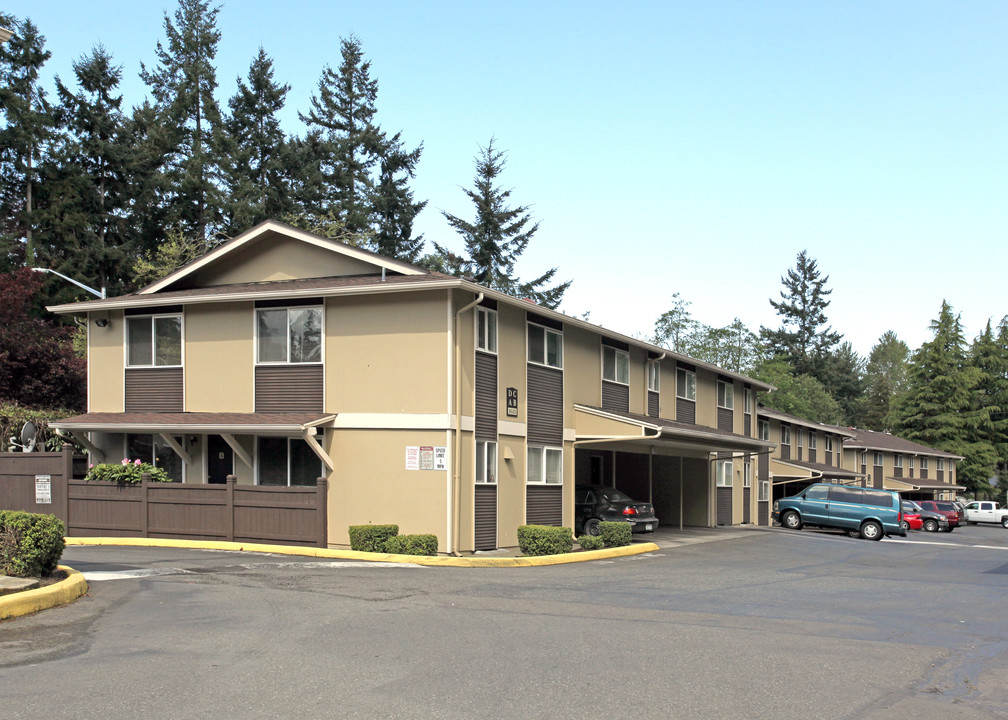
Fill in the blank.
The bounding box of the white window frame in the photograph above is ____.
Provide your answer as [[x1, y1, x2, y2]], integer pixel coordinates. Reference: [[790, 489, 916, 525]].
[[527, 322, 563, 369], [759, 478, 770, 502], [920, 457, 929, 471], [893, 454, 903, 469], [908, 456, 915, 471], [825, 436, 833, 452], [602, 345, 629, 385], [744, 461, 752, 488], [873, 451, 883, 466], [758, 420, 769, 441], [808, 433, 817, 450], [717, 380, 734, 410], [797, 429, 804, 448], [476, 440, 497, 484], [743, 388, 752, 414], [527, 445, 563, 485], [255, 305, 324, 365], [476, 307, 498, 354], [781, 425, 791, 445], [126, 313, 183, 368], [676, 368, 696, 401], [716, 459, 733, 487], [647, 360, 660, 392], [937, 458, 945, 471]]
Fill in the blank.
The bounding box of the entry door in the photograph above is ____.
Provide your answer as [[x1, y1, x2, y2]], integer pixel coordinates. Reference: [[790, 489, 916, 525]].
[[207, 435, 234, 484]]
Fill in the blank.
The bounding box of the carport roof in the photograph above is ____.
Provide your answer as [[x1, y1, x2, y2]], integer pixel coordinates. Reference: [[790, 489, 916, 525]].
[[770, 457, 864, 483], [50, 411, 336, 433], [573, 405, 775, 454], [883, 477, 965, 492]]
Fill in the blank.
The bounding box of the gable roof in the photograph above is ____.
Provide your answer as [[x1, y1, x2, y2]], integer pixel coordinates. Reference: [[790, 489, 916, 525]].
[[142, 219, 426, 295], [757, 406, 857, 438], [840, 427, 963, 459]]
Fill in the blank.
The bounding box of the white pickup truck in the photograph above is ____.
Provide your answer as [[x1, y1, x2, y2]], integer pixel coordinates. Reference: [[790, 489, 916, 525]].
[[963, 501, 1008, 528]]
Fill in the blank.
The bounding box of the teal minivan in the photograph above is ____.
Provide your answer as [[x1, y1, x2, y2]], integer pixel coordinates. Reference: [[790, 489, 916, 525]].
[[772, 483, 905, 541]]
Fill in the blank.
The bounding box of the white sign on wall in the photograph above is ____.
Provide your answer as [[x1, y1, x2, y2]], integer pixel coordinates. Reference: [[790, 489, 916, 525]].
[[434, 447, 447, 470], [35, 474, 52, 504], [406, 446, 448, 471], [405, 446, 420, 470]]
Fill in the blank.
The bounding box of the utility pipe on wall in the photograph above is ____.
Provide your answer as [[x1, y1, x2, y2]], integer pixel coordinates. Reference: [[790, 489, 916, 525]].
[[451, 291, 483, 556]]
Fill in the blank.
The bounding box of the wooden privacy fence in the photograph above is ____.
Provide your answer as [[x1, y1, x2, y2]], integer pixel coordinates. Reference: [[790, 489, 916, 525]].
[[1, 448, 329, 548]]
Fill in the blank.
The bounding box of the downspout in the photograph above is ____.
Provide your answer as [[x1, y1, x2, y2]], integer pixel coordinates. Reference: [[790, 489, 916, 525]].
[[452, 291, 483, 556]]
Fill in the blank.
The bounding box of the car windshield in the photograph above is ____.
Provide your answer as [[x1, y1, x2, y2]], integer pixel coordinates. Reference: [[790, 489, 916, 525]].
[[901, 501, 918, 512], [598, 489, 637, 504]]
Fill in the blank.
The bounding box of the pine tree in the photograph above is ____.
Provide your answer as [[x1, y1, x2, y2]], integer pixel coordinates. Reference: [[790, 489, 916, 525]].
[[34, 46, 137, 300], [0, 15, 54, 268], [299, 35, 382, 234], [820, 341, 866, 426], [761, 250, 841, 380], [862, 330, 910, 431], [372, 132, 425, 262], [221, 47, 297, 234], [436, 138, 570, 308], [970, 319, 1008, 493], [140, 0, 225, 243]]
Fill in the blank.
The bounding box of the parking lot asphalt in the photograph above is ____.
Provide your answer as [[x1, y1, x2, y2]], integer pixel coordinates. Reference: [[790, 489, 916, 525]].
[[3, 524, 1007, 719]]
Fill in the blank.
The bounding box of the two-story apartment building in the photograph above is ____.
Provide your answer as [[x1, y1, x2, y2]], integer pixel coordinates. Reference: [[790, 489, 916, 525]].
[[756, 407, 864, 505], [840, 427, 963, 501], [49, 221, 773, 553]]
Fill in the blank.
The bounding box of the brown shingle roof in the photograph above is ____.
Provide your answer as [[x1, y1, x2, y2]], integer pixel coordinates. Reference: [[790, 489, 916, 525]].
[[840, 427, 962, 459]]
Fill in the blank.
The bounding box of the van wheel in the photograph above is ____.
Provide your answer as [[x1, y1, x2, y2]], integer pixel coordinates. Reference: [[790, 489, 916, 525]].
[[846, 530, 861, 539], [860, 520, 883, 541], [584, 518, 601, 536], [780, 511, 802, 530], [924, 519, 938, 532]]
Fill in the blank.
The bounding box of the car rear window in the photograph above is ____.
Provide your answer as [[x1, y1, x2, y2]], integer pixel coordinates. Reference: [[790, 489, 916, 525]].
[[863, 490, 896, 508], [936, 502, 956, 511], [599, 489, 635, 503]]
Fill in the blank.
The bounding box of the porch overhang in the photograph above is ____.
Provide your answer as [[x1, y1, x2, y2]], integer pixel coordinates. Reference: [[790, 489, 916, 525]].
[[770, 458, 864, 485], [573, 405, 775, 456], [883, 477, 966, 493], [51, 411, 337, 435]]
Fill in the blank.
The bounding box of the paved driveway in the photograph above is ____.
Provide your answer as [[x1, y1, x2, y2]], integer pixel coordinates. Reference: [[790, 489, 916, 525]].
[[3, 527, 1007, 719]]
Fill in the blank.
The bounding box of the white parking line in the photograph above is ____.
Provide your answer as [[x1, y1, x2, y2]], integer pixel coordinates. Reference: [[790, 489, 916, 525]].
[[886, 538, 1008, 551], [84, 568, 193, 582], [84, 561, 424, 581]]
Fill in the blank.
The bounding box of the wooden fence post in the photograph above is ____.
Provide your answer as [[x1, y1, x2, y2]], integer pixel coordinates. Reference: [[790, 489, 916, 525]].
[[316, 477, 328, 548], [226, 475, 236, 542], [140, 472, 150, 537]]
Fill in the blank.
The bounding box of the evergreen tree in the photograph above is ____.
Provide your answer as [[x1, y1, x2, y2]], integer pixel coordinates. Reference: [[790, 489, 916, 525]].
[[372, 132, 425, 262], [0, 15, 54, 268], [761, 250, 841, 381], [140, 0, 225, 243], [34, 46, 137, 300], [970, 319, 1008, 492], [299, 35, 382, 234], [436, 138, 570, 308], [221, 47, 297, 234], [862, 330, 910, 431], [820, 341, 866, 426]]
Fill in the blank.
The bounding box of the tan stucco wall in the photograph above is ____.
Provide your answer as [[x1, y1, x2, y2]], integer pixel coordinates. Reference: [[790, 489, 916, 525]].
[[495, 435, 526, 547], [185, 302, 255, 412], [189, 233, 380, 287], [326, 290, 450, 414], [695, 369, 716, 427], [563, 324, 601, 414], [326, 428, 449, 551], [628, 347, 646, 415], [496, 303, 526, 427], [88, 310, 125, 412]]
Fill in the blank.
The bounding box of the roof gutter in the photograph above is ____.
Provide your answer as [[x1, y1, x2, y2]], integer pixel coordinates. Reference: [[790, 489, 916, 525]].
[[452, 291, 483, 556]]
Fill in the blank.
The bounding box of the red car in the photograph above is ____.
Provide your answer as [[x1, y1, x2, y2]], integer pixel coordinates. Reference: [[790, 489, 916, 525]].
[[900, 501, 923, 531], [917, 500, 961, 531]]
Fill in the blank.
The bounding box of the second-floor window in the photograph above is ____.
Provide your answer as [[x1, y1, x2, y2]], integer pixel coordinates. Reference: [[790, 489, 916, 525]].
[[937, 458, 945, 471], [743, 388, 752, 414], [894, 454, 903, 469], [781, 425, 791, 445], [127, 314, 182, 367], [758, 420, 769, 441], [873, 451, 883, 466], [676, 368, 696, 401], [825, 436, 833, 452], [602, 345, 629, 384], [717, 380, 734, 409], [477, 307, 497, 353], [647, 360, 660, 392], [808, 433, 817, 450], [256, 306, 322, 364], [528, 323, 562, 368], [908, 456, 915, 472], [920, 457, 929, 471]]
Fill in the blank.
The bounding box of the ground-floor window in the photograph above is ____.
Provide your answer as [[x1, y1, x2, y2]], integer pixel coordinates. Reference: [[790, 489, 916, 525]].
[[126, 434, 183, 482], [257, 437, 321, 486], [759, 479, 770, 501], [527, 446, 562, 484], [744, 461, 752, 488], [716, 459, 733, 487], [476, 440, 497, 483]]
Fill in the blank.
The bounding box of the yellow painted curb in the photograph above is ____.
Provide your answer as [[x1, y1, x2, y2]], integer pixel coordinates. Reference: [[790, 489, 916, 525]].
[[0, 566, 89, 622], [65, 537, 661, 567]]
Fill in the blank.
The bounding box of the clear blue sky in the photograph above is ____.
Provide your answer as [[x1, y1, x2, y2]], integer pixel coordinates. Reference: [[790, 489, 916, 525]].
[[8, 1, 1008, 357]]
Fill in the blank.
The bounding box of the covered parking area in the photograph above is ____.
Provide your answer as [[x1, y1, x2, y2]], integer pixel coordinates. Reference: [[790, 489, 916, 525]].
[[770, 458, 865, 503], [572, 406, 774, 529], [883, 477, 965, 502]]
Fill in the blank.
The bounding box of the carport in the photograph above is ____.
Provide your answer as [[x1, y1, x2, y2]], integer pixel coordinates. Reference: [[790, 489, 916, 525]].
[[883, 477, 965, 502], [770, 458, 865, 503], [572, 406, 774, 529]]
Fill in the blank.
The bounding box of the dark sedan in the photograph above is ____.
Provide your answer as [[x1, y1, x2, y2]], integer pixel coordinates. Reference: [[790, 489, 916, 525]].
[[574, 485, 659, 536]]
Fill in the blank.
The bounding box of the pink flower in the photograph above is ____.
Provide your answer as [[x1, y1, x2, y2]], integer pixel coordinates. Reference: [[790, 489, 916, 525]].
[[89, 464, 94, 469], [121, 458, 130, 465], [134, 459, 142, 466]]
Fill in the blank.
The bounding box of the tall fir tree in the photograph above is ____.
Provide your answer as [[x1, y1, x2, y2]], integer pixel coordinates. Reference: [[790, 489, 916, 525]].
[[34, 46, 137, 301], [372, 131, 425, 262], [760, 250, 841, 381], [299, 35, 382, 235], [140, 0, 225, 243], [820, 341, 866, 426], [970, 319, 1008, 494], [221, 47, 297, 234], [862, 330, 910, 431], [0, 15, 54, 268], [436, 138, 570, 308]]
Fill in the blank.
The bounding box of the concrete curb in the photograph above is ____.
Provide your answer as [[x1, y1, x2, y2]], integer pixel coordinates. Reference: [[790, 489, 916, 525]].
[[64, 537, 660, 567], [0, 566, 89, 622]]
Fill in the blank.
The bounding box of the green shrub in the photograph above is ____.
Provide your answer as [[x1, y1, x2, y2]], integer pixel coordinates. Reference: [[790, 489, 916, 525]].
[[384, 534, 438, 556], [85, 459, 171, 484], [348, 524, 399, 552], [577, 534, 605, 551], [0, 511, 66, 578], [517, 525, 573, 556], [598, 521, 632, 548]]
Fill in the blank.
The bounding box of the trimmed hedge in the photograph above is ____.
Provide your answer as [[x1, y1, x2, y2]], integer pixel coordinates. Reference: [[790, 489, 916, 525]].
[[577, 534, 605, 551], [348, 524, 399, 553], [598, 521, 632, 548], [517, 525, 573, 556], [0, 511, 66, 578], [384, 534, 438, 556]]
